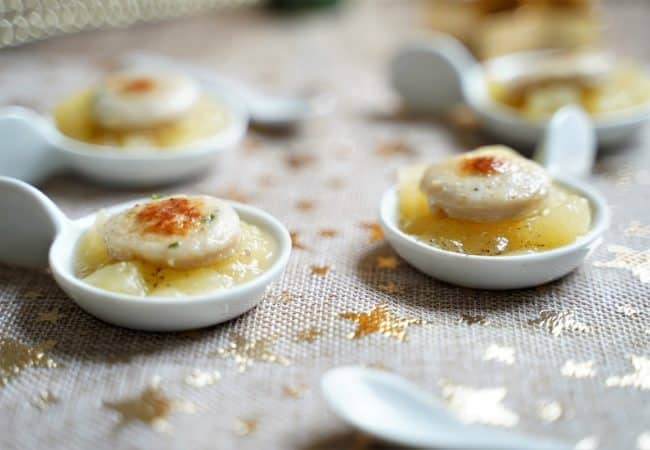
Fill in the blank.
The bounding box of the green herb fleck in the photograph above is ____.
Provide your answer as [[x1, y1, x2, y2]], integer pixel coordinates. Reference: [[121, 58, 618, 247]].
[[151, 193, 161, 200], [203, 213, 216, 223], [168, 242, 180, 249]]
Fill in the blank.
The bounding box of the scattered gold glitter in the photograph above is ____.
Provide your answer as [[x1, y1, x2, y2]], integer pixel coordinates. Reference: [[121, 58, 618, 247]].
[[233, 418, 257, 436], [296, 199, 314, 211], [283, 383, 308, 398], [104, 383, 194, 431], [625, 221, 650, 238], [637, 432, 650, 450], [338, 304, 424, 341], [459, 314, 490, 326], [375, 256, 399, 269], [537, 400, 563, 423], [440, 381, 519, 428], [605, 355, 650, 391], [483, 344, 515, 365], [561, 360, 597, 379], [269, 290, 302, 304], [286, 152, 315, 169], [375, 139, 414, 157], [217, 333, 290, 372], [594, 245, 650, 283], [318, 228, 338, 238], [360, 222, 384, 243], [617, 304, 641, 317], [574, 436, 600, 450], [184, 369, 221, 388], [296, 327, 321, 343], [528, 310, 592, 336], [0, 337, 57, 387], [378, 281, 403, 295], [219, 186, 251, 203], [31, 390, 58, 410], [290, 231, 307, 250], [310, 265, 330, 276], [35, 308, 66, 324]]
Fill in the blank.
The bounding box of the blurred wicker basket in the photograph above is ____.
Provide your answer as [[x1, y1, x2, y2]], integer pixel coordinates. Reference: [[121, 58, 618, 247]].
[[0, 0, 261, 49]]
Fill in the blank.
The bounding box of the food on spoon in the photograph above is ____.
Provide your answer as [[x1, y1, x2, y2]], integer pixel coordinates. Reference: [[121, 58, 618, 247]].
[[75, 195, 276, 297], [54, 70, 228, 149], [398, 146, 591, 256], [488, 52, 650, 119]]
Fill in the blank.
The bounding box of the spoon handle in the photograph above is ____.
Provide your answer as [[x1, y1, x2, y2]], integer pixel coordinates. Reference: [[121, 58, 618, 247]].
[[0, 106, 64, 184], [0, 176, 68, 268]]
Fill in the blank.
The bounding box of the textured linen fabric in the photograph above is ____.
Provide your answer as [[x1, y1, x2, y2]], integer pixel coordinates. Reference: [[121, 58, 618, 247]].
[[0, 2, 649, 450]]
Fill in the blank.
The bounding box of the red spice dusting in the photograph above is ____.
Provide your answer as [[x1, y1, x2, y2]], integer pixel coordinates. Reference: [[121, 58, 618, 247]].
[[459, 155, 507, 175], [135, 197, 203, 236], [117, 77, 156, 94]]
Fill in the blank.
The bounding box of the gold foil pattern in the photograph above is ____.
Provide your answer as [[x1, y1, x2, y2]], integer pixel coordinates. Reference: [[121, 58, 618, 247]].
[[217, 334, 290, 372], [360, 222, 384, 243], [440, 381, 519, 428], [605, 356, 650, 391], [375, 256, 399, 270], [594, 245, 650, 283], [310, 265, 330, 276], [528, 310, 592, 336], [338, 304, 425, 341], [561, 360, 597, 379], [184, 369, 221, 387], [0, 337, 57, 387], [483, 344, 515, 365]]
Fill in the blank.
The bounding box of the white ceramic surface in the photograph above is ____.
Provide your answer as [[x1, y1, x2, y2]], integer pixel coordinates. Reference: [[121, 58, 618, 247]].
[[0, 176, 291, 331], [322, 366, 571, 450], [378, 107, 609, 289], [0, 81, 248, 186], [121, 51, 336, 129], [390, 33, 650, 147]]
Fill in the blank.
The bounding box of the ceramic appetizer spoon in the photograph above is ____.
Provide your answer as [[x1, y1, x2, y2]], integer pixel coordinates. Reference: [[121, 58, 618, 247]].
[[0, 176, 291, 331], [379, 106, 609, 289], [322, 366, 572, 450], [120, 51, 336, 129], [0, 82, 248, 187], [390, 32, 650, 147]]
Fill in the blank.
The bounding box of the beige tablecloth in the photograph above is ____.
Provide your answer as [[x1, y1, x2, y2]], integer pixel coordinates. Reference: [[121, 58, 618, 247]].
[[0, 2, 648, 449]]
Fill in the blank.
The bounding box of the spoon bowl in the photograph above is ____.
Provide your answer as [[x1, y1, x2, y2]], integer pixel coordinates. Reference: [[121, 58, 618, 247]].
[[0, 176, 291, 331], [0, 80, 248, 186]]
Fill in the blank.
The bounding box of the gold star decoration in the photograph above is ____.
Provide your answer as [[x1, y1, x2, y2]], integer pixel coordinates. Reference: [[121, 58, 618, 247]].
[[375, 139, 415, 157], [286, 152, 316, 169], [103, 382, 195, 431], [268, 290, 302, 304], [216, 333, 290, 372], [528, 310, 592, 336], [184, 369, 222, 388], [625, 221, 650, 238], [375, 255, 399, 269], [295, 199, 314, 211], [233, 418, 257, 436], [440, 381, 519, 428], [290, 231, 307, 250], [360, 222, 384, 243], [31, 390, 58, 410], [318, 228, 338, 238], [594, 245, 650, 283], [459, 314, 490, 326], [296, 327, 321, 343], [310, 265, 330, 276], [0, 337, 57, 387], [606, 355, 650, 391], [282, 383, 308, 399], [35, 308, 66, 324], [561, 359, 597, 379], [338, 304, 424, 341]]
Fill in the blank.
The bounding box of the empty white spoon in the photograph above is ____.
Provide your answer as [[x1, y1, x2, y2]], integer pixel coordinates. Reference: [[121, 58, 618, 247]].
[[120, 51, 336, 129], [379, 106, 609, 289], [322, 366, 572, 450], [0, 176, 291, 331], [390, 33, 650, 147], [0, 80, 248, 186]]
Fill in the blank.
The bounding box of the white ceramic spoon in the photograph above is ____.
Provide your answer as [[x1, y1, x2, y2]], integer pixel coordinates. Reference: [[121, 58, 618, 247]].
[[379, 106, 609, 289], [0, 82, 248, 187], [390, 33, 650, 147], [120, 51, 336, 129], [0, 176, 291, 331], [322, 366, 572, 450]]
